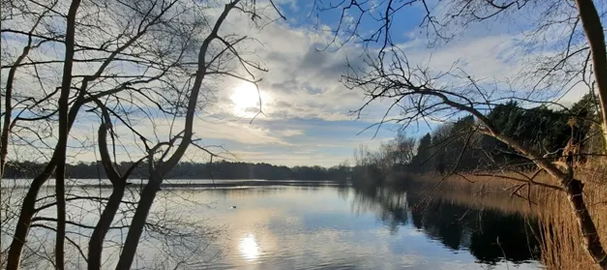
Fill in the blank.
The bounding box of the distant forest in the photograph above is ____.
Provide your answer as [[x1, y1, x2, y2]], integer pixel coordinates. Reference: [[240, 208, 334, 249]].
[[3, 160, 351, 181]]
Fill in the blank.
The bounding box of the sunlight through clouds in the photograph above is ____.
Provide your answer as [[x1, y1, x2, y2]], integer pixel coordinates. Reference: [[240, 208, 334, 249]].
[[230, 82, 272, 117]]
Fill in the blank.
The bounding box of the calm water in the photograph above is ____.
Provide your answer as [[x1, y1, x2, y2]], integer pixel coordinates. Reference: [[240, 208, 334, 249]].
[[160, 186, 541, 269], [1, 182, 542, 269]]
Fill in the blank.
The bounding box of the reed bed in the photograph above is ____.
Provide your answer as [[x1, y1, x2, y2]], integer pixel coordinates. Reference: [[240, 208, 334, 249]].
[[405, 166, 607, 269], [537, 168, 607, 269]]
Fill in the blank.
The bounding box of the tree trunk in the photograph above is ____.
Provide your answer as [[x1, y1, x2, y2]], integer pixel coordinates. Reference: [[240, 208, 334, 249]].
[[483, 132, 607, 269], [5, 170, 54, 270], [55, 160, 66, 270], [1, 58, 16, 178], [574, 0, 607, 152], [0, 33, 35, 179], [54, 1, 81, 268], [1, 70, 13, 179], [5, 99, 86, 269], [566, 179, 607, 269], [89, 101, 127, 270], [114, 176, 161, 270], [88, 185, 125, 270]]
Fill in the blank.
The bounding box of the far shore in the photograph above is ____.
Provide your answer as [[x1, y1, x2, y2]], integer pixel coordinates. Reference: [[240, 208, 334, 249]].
[[1, 179, 347, 189]]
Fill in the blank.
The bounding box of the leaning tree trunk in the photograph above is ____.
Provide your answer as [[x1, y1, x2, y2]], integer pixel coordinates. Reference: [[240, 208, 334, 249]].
[[489, 132, 607, 269], [437, 93, 607, 269], [570, 2, 607, 266], [566, 178, 607, 269], [88, 100, 129, 270], [88, 185, 126, 270], [5, 99, 86, 270], [114, 176, 162, 270], [574, 0, 607, 152], [5, 167, 55, 270]]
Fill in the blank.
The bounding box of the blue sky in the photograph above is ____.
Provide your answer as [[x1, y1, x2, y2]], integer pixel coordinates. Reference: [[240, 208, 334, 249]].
[[3, 0, 597, 167], [182, 0, 591, 167]]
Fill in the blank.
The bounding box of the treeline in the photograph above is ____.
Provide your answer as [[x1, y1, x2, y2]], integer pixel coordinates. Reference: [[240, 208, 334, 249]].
[[352, 94, 603, 186], [3, 160, 351, 181], [5, 95, 601, 183]]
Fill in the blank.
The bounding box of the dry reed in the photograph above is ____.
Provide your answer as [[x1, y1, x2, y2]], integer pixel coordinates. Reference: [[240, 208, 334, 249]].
[[537, 168, 607, 270], [408, 166, 607, 270]]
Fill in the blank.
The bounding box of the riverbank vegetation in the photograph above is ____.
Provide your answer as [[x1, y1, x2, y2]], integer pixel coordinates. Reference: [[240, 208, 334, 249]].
[[349, 170, 607, 269], [346, 92, 607, 269]]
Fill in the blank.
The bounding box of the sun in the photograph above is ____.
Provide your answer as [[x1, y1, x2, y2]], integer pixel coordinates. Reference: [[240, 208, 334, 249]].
[[230, 83, 267, 117]]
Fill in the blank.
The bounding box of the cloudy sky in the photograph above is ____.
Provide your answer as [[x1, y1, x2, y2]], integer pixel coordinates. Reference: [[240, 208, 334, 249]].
[[3, 0, 598, 167], [172, 0, 593, 167]]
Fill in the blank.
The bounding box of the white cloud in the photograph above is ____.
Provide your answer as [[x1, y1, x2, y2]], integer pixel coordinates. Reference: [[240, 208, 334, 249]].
[[277, 129, 304, 137], [199, 12, 376, 122], [223, 150, 347, 167], [198, 121, 291, 145]]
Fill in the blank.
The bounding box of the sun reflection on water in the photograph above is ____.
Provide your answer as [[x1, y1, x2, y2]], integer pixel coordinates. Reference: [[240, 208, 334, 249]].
[[239, 234, 260, 261]]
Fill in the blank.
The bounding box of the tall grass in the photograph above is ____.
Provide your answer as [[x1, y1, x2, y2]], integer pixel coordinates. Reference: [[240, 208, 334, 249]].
[[401, 167, 607, 269], [538, 168, 607, 269]]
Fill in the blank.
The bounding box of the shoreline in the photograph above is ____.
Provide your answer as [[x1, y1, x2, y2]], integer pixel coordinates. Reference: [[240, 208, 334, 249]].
[[1, 179, 348, 189]]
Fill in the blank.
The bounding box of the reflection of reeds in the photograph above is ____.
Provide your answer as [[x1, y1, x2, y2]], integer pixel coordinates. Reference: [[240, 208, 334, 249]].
[[404, 169, 607, 270]]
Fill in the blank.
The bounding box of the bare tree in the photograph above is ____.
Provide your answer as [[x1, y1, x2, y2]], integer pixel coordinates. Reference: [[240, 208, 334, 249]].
[[3, 0, 282, 269], [316, 0, 606, 151], [87, 98, 144, 270], [54, 1, 82, 268], [316, 0, 606, 267], [1, 0, 59, 179], [113, 0, 279, 267], [2, 0, 210, 268], [344, 46, 607, 269]]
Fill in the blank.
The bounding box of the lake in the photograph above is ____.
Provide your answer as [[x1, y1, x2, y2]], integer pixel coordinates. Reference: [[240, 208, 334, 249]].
[[1, 181, 543, 269]]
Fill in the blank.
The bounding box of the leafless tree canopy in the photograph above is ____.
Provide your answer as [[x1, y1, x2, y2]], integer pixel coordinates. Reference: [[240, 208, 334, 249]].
[[1, 0, 282, 269]]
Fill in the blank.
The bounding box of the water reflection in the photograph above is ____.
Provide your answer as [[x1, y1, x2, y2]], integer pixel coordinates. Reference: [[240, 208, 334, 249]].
[[239, 234, 261, 261], [351, 185, 541, 264], [2, 184, 542, 269], [185, 186, 542, 269]]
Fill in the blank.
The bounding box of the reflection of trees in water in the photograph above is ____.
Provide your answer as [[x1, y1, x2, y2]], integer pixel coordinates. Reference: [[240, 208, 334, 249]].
[[351, 186, 409, 235], [352, 186, 541, 264]]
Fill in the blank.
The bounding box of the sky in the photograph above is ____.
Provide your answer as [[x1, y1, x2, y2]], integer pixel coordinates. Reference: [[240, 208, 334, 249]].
[[2, 0, 600, 167]]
